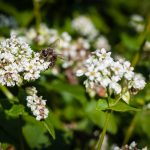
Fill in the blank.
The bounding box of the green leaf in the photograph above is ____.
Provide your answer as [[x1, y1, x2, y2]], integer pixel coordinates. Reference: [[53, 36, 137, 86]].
[[85, 101, 118, 134], [109, 101, 141, 112], [88, 8, 110, 33], [0, 2, 18, 17], [22, 124, 50, 149], [62, 105, 84, 121], [43, 116, 55, 139], [23, 113, 55, 139], [121, 33, 141, 50], [0, 143, 10, 150], [96, 99, 141, 112], [15, 11, 34, 27], [39, 80, 87, 105], [5, 104, 25, 117], [96, 99, 108, 111], [0, 2, 33, 27]]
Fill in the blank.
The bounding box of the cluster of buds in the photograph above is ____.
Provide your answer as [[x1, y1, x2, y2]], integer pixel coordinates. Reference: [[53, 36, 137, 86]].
[[76, 48, 146, 103], [0, 34, 50, 86], [26, 87, 49, 120]]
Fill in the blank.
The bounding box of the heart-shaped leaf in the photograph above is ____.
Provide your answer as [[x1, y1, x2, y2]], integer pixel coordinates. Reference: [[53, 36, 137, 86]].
[[96, 99, 141, 112]]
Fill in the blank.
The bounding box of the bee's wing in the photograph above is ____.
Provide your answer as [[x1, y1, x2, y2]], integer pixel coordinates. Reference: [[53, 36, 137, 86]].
[[57, 54, 68, 60], [49, 39, 60, 49]]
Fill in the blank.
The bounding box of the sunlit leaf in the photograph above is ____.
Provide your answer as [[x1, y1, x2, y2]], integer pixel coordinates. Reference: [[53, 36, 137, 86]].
[[22, 124, 50, 149], [43, 116, 55, 139], [5, 104, 25, 117], [85, 101, 118, 134], [39, 80, 87, 105], [96, 99, 141, 112]]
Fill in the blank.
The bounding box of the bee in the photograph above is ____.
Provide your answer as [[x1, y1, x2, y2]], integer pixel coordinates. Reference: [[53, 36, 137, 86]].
[[40, 39, 63, 67], [130, 87, 138, 95]]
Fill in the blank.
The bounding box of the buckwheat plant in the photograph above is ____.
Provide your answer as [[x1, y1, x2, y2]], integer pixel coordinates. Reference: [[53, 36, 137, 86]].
[[26, 87, 49, 120], [0, 34, 50, 86], [76, 48, 146, 149]]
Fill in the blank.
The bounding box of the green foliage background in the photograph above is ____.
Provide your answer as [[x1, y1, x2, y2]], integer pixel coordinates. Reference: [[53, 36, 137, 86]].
[[0, 0, 150, 149]]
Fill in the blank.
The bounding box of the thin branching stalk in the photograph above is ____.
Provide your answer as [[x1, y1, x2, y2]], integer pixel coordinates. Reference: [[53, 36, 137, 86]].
[[33, 0, 41, 32], [96, 110, 111, 150]]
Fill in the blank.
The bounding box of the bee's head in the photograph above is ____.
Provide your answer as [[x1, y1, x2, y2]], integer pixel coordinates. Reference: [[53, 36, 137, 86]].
[[47, 48, 54, 54], [41, 49, 49, 57]]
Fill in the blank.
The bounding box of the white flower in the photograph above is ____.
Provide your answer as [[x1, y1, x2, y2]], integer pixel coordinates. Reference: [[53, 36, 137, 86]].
[[111, 76, 121, 82], [76, 69, 84, 76], [123, 61, 134, 80], [61, 32, 72, 42], [85, 65, 100, 81], [109, 81, 122, 94], [129, 73, 146, 90], [93, 48, 111, 60], [111, 61, 124, 77], [99, 76, 111, 88], [84, 80, 95, 89]]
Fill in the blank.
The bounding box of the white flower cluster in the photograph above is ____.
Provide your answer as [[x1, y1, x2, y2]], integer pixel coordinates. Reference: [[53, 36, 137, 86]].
[[76, 48, 146, 101], [11, 22, 111, 74], [72, 15, 98, 40], [0, 34, 50, 86], [62, 37, 90, 69], [129, 14, 145, 32], [12, 23, 59, 46], [113, 141, 147, 150], [26, 87, 49, 120]]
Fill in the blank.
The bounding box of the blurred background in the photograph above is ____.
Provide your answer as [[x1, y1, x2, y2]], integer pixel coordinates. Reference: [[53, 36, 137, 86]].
[[0, 0, 150, 149]]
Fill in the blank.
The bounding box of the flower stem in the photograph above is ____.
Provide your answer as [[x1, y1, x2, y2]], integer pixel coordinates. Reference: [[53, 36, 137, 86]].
[[33, 0, 41, 32], [96, 110, 111, 150], [0, 85, 18, 103], [122, 114, 138, 145]]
